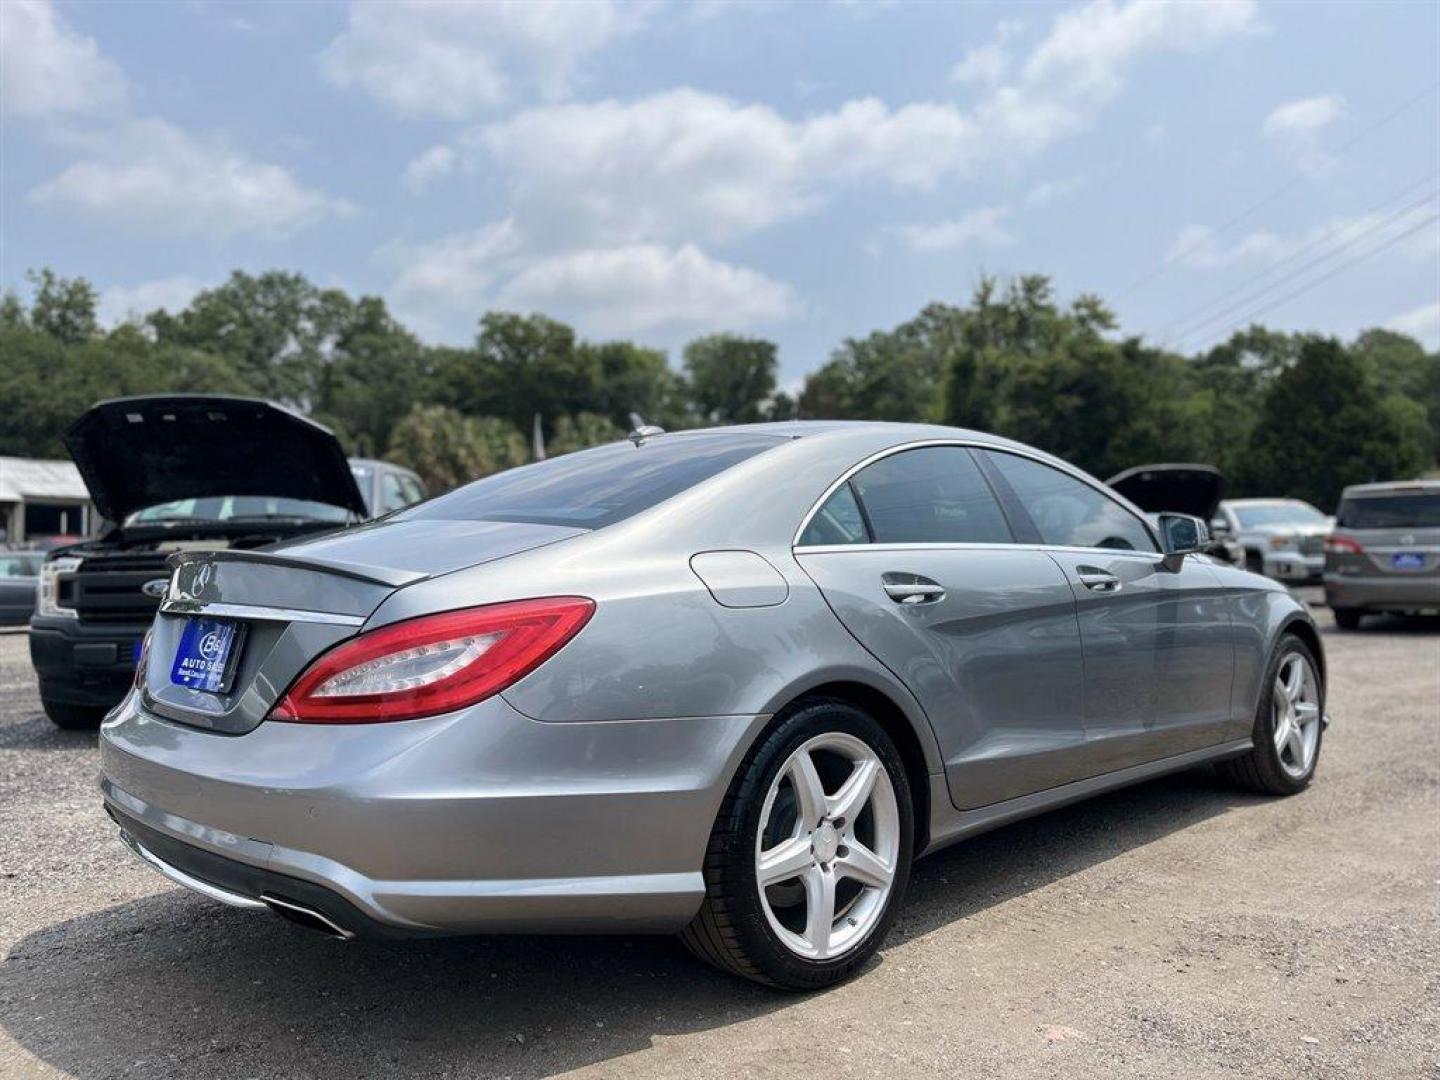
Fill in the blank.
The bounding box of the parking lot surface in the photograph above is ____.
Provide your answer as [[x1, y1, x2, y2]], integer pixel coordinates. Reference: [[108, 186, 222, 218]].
[[0, 608, 1436, 1079]]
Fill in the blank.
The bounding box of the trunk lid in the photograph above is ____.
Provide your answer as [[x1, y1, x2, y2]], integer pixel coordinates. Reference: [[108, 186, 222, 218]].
[[1106, 464, 1223, 519], [65, 395, 369, 523], [142, 519, 584, 733]]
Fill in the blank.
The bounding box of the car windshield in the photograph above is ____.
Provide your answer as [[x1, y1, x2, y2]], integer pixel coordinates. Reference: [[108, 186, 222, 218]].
[[1233, 504, 1326, 527], [0, 554, 42, 577], [1336, 493, 1440, 529], [126, 496, 353, 525], [398, 433, 782, 529]]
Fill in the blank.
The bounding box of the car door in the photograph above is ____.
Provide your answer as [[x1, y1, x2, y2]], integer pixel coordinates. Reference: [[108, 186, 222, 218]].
[[980, 450, 1235, 775], [794, 444, 1089, 810]]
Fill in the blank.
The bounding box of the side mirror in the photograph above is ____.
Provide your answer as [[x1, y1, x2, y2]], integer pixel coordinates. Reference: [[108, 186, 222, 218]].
[[1208, 516, 1229, 535], [1158, 512, 1209, 558]]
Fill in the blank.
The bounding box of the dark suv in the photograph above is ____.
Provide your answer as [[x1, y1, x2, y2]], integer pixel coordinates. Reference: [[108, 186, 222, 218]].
[[29, 395, 425, 728]]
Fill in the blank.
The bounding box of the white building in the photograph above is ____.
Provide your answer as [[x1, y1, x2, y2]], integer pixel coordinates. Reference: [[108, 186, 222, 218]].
[[0, 457, 94, 544]]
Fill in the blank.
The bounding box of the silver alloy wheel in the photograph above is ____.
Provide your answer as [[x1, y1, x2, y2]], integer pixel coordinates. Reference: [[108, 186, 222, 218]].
[[754, 732, 900, 961], [1272, 651, 1321, 779]]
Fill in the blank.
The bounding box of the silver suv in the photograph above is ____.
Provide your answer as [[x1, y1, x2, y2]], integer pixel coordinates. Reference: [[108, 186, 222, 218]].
[[1325, 480, 1440, 629], [1212, 498, 1332, 582]]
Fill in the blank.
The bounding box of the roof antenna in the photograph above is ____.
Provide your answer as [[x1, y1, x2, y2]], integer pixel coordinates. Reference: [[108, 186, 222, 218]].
[[627, 412, 665, 446]]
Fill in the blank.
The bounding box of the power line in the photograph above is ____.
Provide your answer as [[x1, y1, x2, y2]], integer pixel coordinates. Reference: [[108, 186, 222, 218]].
[[1158, 171, 1438, 341], [1116, 81, 1440, 302], [1169, 185, 1440, 348], [1186, 212, 1440, 353]]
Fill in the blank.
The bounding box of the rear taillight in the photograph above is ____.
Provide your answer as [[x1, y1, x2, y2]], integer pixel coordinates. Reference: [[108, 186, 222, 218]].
[[1325, 535, 1364, 555], [133, 630, 152, 690], [270, 597, 594, 724]]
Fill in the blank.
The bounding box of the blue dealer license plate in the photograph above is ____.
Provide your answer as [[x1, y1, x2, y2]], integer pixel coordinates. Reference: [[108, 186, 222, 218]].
[[170, 617, 244, 693]]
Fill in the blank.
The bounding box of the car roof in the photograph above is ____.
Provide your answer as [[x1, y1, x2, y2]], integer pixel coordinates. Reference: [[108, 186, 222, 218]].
[[654, 419, 1042, 451], [1340, 479, 1440, 497]]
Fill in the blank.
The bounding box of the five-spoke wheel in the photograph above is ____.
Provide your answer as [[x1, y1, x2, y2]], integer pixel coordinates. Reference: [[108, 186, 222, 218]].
[[683, 699, 913, 990], [1219, 633, 1326, 795], [755, 733, 900, 962]]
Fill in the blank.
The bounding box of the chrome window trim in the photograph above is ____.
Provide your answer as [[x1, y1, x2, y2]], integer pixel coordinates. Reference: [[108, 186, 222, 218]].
[[794, 541, 1170, 560], [158, 599, 366, 627], [791, 438, 1159, 554]]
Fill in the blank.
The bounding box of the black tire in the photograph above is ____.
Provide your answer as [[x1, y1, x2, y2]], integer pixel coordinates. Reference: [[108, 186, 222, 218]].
[[1217, 633, 1324, 796], [1245, 550, 1265, 574], [1332, 608, 1363, 630], [681, 698, 914, 991], [42, 698, 106, 730]]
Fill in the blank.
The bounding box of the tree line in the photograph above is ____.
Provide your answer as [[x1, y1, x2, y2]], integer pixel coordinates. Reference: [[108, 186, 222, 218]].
[[2, 268, 1435, 510]]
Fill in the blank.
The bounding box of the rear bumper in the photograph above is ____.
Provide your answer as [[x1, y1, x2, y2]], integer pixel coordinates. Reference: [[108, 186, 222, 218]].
[[29, 617, 148, 708], [1264, 553, 1324, 583], [99, 691, 766, 935], [1324, 574, 1440, 613]]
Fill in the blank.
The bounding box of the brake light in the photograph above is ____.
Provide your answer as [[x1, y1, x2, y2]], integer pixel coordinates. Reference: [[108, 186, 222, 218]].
[[1325, 535, 1364, 555], [270, 597, 594, 724], [133, 630, 152, 690]]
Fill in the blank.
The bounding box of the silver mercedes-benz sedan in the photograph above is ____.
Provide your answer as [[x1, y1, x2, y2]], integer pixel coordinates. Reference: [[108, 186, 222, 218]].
[[99, 422, 1327, 990]]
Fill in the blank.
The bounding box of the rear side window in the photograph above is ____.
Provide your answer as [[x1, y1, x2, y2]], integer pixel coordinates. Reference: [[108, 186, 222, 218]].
[[846, 447, 1012, 544], [985, 451, 1157, 553], [399, 434, 781, 529], [1337, 493, 1440, 528], [799, 482, 870, 546]]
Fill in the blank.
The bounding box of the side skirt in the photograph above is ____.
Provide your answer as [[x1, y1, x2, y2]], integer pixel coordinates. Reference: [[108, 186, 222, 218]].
[[919, 738, 1253, 858]]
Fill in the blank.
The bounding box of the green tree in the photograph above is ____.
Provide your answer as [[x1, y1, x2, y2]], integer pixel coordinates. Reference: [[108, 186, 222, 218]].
[[548, 412, 625, 456], [383, 405, 527, 491], [151, 270, 355, 407], [683, 333, 777, 424], [314, 297, 424, 456], [27, 269, 98, 345], [1245, 338, 1430, 509]]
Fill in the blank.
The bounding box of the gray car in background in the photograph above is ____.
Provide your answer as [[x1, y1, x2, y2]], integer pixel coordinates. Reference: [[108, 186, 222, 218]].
[[1325, 479, 1440, 628], [0, 550, 43, 624], [99, 422, 1325, 989]]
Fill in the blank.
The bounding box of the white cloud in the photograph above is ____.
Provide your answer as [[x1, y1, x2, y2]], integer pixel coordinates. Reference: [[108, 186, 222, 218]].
[[949, 17, 1023, 87], [98, 276, 206, 326], [1262, 94, 1345, 139], [402, 145, 458, 193], [424, 1, 1256, 246], [499, 243, 797, 334], [1169, 206, 1438, 269], [0, 0, 125, 116], [950, 42, 1010, 88], [387, 219, 528, 313], [319, 0, 651, 119], [29, 118, 353, 237], [1386, 300, 1440, 348], [1024, 174, 1085, 208], [889, 207, 1015, 253], [383, 221, 794, 335]]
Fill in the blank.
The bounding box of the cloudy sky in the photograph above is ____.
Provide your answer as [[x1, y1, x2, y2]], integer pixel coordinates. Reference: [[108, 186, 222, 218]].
[[4, 0, 1437, 384]]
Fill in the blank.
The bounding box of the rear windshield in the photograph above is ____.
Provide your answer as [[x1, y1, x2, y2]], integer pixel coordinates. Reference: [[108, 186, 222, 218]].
[[398, 434, 782, 529], [1336, 493, 1440, 529]]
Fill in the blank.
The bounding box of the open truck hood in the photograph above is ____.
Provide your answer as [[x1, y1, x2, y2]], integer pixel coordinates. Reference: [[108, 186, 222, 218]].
[[64, 395, 369, 523], [1107, 464, 1224, 520]]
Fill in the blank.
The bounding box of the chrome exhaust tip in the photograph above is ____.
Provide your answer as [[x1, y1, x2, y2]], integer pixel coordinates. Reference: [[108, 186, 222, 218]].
[[261, 894, 355, 941]]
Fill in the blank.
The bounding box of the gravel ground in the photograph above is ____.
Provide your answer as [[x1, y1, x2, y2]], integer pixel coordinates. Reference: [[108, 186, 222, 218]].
[[0, 608, 1436, 1080]]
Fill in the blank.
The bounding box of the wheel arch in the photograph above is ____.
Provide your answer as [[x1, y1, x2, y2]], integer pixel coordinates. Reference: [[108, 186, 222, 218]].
[[766, 679, 936, 856], [1279, 615, 1326, 688]]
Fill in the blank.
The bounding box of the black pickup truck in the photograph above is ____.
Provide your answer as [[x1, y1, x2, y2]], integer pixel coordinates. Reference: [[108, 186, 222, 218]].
[[29, 395, 424, 728]]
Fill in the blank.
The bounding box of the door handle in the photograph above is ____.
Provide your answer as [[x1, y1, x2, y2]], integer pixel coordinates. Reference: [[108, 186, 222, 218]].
[[881, 574, 946, 605], [1076, 567, 1121, 593]]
